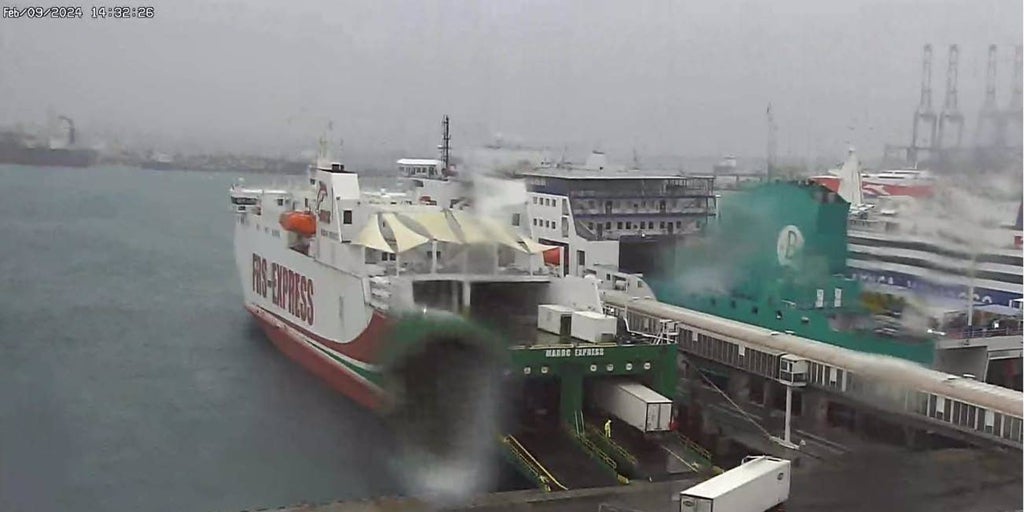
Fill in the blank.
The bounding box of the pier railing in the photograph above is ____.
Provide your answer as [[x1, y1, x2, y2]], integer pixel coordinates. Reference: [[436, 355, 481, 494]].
[[500, 435, 567, 492]]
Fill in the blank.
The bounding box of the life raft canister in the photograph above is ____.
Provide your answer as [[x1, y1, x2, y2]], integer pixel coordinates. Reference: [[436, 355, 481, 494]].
[[279, 211, 317, 236]]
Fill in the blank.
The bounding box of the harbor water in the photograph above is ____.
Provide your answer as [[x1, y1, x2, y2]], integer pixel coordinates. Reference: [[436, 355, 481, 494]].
[[0, 165, 414, 512]]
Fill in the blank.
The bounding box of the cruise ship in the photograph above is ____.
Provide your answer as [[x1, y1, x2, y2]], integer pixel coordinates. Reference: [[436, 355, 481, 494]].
[[812, 150, 1023, 307]]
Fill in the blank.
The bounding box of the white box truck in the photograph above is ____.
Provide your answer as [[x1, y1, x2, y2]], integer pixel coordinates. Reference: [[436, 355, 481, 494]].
[[570, 311, 617, 343], [678, 455, 791, 512], [591, 380, 673, 432], [537, 304, 574, 336]]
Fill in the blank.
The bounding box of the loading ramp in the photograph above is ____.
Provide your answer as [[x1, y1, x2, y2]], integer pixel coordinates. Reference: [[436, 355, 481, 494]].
[[514, 425, 622, 490], [591, 415, 717, 479]]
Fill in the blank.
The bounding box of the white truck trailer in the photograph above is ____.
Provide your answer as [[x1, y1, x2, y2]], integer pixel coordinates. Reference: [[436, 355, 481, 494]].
[[570, 310, 617, 343], [590, 379, 673, 432], [678, 455, 791, 512]]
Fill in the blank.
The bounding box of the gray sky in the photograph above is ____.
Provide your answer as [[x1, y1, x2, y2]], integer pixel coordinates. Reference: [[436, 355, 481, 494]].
[[1, 0, 1020, 163]]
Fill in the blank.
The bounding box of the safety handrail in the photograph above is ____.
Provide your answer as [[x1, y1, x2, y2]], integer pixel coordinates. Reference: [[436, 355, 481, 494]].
[[674, 431, 714, 462], [584, 423, 639, 467], [564, 423, 629, 485], [501, 435, 568, 491]]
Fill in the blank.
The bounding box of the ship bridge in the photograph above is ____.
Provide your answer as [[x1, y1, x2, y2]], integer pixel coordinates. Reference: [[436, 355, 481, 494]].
[[600, 289, 1024, 451]]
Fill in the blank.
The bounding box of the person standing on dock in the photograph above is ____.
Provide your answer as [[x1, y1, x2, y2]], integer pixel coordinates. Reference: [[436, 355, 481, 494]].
[[604, 419, 612, 438]]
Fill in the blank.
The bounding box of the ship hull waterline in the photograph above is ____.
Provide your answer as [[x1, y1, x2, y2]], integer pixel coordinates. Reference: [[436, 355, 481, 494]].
[[246, 303, 389, 411]]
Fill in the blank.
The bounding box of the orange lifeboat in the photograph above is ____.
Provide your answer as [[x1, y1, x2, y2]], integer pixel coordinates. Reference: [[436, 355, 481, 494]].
[[279, 211, 317, 236]]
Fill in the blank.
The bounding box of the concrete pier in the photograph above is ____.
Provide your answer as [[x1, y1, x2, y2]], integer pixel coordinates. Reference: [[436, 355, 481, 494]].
[[253, 448, 1015, 512], [255, 448, 1020, 512]]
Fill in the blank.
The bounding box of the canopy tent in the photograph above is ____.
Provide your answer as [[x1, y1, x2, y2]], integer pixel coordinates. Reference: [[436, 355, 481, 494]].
[[397, 211, 462, 243], [477, 217, 531, 253], [520, 236, 560, 255], [450, 211, 492, 244], [352, 214, 395, 253], [381, 212, 430, 253]]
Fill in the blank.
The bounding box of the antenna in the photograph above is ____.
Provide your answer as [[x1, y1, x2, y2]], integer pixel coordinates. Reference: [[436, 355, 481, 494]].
[[440, 115, 451, 173]]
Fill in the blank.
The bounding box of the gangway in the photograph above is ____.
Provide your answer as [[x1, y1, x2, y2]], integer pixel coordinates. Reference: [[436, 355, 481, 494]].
[[602, 290, 1024, 450], [514, 425, 622, 490]]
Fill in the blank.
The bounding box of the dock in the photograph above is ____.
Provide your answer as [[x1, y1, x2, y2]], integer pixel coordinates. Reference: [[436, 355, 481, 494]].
[[250, 448, 1021, 512]]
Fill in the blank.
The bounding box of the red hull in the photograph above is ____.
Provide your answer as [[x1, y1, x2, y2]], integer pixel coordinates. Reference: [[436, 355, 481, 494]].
[[810, 175, 934, 199], [248, 305, 386, 410]]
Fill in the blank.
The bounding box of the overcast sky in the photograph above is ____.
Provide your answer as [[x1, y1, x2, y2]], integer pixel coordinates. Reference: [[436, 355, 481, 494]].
[[1, 0, 1020, 162]]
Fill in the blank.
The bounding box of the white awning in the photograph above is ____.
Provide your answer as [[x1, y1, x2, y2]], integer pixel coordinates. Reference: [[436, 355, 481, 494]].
[[400, 211, 461, 243], [382, 212, 431, 253], [451, 211, 492, 244], [521, 237, 559, 255], [477, 216, 530, 253], [352, 214, 395, 253]]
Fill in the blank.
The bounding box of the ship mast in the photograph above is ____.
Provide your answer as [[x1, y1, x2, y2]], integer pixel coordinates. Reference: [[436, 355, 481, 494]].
[[440, 115, 451, 174]]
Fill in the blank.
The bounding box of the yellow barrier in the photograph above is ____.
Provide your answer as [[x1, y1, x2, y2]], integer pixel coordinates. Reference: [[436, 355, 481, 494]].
[[501, 435, 568, 491]]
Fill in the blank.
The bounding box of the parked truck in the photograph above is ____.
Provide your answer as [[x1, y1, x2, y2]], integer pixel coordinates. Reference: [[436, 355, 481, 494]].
[[590, 379, 673, 432], [678, 455, 791, 512]]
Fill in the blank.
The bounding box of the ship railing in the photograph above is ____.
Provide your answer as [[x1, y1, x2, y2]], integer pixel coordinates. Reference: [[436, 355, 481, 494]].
[[499, 435, 567, 492], [562, 422, 629, 485], [583, 422, 639, 468], [941, 325, 1024, 340]]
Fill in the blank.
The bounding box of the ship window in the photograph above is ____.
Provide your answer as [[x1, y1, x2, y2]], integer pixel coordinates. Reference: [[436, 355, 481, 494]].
[[617, 222, 623, 229], [343, 210, 353, 224], [676, 221, 682, 228], [532, 218, 537, 226], [511, 213, 521, 226], [775, 310, 783, 320], [605, 222, 611, 229], [660, 221, 665, 228], [276, 198, 284, 206]]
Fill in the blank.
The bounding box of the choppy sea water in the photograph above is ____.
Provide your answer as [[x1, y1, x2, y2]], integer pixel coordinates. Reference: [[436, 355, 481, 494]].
[[0, 165, 409, 512]]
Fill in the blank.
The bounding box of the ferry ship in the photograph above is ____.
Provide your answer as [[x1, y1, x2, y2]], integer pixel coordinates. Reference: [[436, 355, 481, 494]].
[[397, 122, 717, 279], [231, 127, 694, 498]]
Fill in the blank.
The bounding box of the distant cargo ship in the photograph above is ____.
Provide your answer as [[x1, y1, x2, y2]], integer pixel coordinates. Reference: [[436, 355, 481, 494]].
[[140, 152, 175, 170], [0, 116, 97, 168]]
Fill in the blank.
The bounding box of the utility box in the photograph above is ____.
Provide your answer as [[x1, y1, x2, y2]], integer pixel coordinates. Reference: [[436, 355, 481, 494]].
[[590, 380, 673, 433], [679, 455, 791, 512], [571, 311, 617, 343], [537, 304, 574, 336]]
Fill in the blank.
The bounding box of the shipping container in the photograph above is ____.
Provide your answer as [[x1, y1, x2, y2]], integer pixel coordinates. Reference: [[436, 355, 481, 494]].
[[571, 311, 617, 343], [590, 379, 673, 432], [538, 304, 574, 336], [678, 455, 791, 512]]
